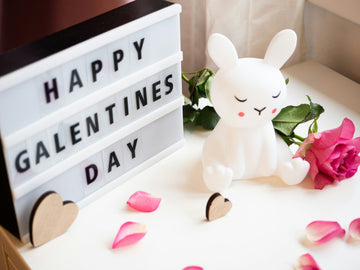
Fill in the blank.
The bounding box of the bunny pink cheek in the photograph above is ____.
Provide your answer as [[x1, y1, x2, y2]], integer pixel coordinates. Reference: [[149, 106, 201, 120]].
[[272, 108, 277, 114], [238, 112, 245, 117]]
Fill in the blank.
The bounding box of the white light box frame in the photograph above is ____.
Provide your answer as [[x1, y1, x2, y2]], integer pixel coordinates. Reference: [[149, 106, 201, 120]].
[[0, 0, 183, 241]]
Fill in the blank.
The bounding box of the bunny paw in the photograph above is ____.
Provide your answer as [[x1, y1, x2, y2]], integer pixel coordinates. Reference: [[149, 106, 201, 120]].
[[203, 165, 234, 192], [278, 158, 310, 185]]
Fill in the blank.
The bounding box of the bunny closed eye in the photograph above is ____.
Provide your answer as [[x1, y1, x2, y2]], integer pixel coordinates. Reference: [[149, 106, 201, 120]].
[[272, 90, 281, 98], [234, 96, 247, 102]]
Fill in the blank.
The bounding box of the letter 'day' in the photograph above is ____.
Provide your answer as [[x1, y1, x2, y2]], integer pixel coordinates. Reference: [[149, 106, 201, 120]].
[[202, 30, 310, 192]]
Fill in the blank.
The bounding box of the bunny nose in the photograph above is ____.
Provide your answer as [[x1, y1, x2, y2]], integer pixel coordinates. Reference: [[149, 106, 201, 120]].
[[254, 107, 266, 115]]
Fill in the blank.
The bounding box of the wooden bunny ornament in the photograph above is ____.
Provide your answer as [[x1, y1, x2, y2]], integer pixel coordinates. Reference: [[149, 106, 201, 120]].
[[202, 29, 310, 193]]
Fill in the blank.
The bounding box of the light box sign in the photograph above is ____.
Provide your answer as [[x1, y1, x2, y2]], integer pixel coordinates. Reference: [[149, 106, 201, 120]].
[[0, 0, 183, 241]]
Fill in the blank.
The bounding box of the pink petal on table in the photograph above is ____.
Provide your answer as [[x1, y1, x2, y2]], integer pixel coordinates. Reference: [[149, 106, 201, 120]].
[[112, 222, 147, 249], [349, 218, 360, 240], [306, 220, 345, 244], [127, 191, 161, 212], [296, 253, 321, 270], [183, 267, 203, 270]]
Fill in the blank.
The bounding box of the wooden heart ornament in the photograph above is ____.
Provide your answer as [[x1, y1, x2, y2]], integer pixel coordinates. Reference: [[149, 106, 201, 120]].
[[29, 191, 79, 247], [206, 193, 232, 221]]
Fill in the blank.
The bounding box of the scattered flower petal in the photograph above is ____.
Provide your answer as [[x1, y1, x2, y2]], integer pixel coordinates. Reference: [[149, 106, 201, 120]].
[[349, 218, 360, 240], [112, 222, 147, 249], [296, 253, 321, 270], [183, 267, 203, 270], [127, 191, 161, 212], [306, 220, 345, 244]]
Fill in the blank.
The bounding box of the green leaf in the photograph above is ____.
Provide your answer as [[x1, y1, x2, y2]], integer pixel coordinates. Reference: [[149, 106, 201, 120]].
[[197, 71, 214, 101], [205, 75, 213, 102], [183, 69, 215, 108], [309, 100, 324, 116], [273, 96, 325, 139], [183, 104, 198, 124], [308, 120, 318, 134], [275, 130, 295, 146], [188, 76, 200, 106], [303, 95, 325, 123], [196, 70, 212, 93], [272, 104, 310, 136], [183, 95, 191, 105], [195, 106, 220, 130], [285, 77, 289, 85]]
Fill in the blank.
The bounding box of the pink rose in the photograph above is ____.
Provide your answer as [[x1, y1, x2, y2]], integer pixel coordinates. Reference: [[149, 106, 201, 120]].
[[294, 118, 360, 189]]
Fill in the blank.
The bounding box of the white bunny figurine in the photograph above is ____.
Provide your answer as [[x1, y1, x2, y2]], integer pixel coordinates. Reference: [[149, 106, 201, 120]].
[[202, 29, 310, 192]]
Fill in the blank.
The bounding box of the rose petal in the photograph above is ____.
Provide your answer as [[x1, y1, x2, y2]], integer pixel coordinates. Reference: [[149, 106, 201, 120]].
[[313, 173, 334, 190], [127, 191, 161, 212], [297, 118, 355, 159], [313, 118, 355, 148], [294, 133, 316, 158], [112, 222, 147, 249], [349, 218, 360, 240], [296, 253, 321, 270], [338, 118, 356, 140], [304, 150, 321, 186], [306, 220, 345, 243], [183, 266, 203, 270], [352, 137, 360, 152]]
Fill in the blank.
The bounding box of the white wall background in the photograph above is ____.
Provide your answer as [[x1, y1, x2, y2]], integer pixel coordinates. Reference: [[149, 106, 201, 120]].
[[172, 0, 360, 85], [205, 0, 307, 70], [171, 0, 207, 74], [304, 1, 360, 83]]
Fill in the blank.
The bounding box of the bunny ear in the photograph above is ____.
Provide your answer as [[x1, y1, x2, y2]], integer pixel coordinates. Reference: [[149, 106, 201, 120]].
[[208, 33, 238, 69], [264, 29, 297, 69]]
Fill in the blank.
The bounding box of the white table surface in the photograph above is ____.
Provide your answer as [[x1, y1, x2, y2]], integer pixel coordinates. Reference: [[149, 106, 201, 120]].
[[12, 60, 360, 269]]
